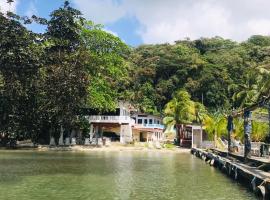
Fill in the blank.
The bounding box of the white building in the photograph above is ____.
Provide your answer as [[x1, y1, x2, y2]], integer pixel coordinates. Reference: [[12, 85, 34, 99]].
[[131, 113, 164, 142], [86, 101, 135, 144], [86, 102, 165, 144]]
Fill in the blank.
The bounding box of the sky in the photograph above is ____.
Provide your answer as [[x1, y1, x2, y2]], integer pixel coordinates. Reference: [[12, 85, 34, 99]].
[[1, 0, 270, 46]]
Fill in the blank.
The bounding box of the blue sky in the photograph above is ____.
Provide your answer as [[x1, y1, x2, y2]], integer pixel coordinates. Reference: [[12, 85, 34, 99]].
[[2, 0, 270, 46], [0, 0, 143, 46]]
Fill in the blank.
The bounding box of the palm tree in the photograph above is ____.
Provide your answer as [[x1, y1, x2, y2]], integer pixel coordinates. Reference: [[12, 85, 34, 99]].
[[251, 120, 268, 142], [194, 102, 208, 124], [229, 70, 260, 108], [203, 111, 227, 148], [230, 67, 270, 156], [163, 90, 205, 145], [257, 67, 270, 141]]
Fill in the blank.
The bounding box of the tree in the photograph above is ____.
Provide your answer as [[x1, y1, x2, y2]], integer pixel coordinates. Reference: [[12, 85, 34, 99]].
[[257, 66, 270, 140], [251, 121, 268, 142], [229, 70, 260, 108], [40, 1, 89, 142], [0, 10, 44, 145], [80, 21, 130, 113], [203, 112, 227, 147], [164, 90, 196, 144]]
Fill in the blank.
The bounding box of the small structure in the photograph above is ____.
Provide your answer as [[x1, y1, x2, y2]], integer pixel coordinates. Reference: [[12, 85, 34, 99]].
[[176, 124, 204, 148], [131, 113, 164, 142]]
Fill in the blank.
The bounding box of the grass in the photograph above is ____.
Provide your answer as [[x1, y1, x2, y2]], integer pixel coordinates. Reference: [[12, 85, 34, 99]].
[[163, 143, 176, 149]]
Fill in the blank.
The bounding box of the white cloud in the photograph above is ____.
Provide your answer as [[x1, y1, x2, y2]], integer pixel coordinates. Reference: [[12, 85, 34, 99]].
[[247, 19, 270, 36], [0, 0, 19, 13], [73, 0, 270, 44], [25, 0, 38, 17], [73, 0, 127, 24]]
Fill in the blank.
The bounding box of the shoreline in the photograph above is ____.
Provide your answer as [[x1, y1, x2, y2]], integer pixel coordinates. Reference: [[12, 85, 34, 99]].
[[0, 145, 191, 154]]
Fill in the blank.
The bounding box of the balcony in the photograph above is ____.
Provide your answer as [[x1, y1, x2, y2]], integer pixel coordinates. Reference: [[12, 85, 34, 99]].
[[134, 124, 164, 129], [87, 115, 135, 124]]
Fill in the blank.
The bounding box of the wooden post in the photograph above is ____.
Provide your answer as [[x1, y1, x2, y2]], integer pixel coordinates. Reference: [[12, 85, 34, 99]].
[[244, 110, 252, 160]]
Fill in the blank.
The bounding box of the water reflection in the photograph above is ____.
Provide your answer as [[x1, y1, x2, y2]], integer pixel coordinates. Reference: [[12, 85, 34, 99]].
[[0, 151, 257, 200]]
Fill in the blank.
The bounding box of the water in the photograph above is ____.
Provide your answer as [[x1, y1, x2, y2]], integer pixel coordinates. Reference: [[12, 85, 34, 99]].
[[0, 150, 257, 200]]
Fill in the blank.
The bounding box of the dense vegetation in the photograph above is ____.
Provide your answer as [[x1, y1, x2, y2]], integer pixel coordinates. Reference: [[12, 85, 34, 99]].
[[0, 1, 269, 146], [128, 36, 270, 142], [129, 36, 270, 113]]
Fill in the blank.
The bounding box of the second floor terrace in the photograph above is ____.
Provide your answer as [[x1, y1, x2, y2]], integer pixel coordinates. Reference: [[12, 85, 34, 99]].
[[133, 123, 164, 130], [87, 115, 135, 125]]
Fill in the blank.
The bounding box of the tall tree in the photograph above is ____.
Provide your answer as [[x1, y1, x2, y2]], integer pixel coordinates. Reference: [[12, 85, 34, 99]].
[[41, 1, 89, 142], [80, 21, 130, 113], [0, 10, 44, 145]]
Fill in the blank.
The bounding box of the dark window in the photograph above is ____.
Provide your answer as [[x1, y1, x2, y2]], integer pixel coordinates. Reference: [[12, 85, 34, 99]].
[[144, 119, 148, 124], [138, 119, 142, 124], [149, 119, 153, 124]]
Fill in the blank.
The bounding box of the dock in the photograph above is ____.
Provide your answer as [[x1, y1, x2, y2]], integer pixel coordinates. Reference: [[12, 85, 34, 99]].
[[191, 148, 270, 200]]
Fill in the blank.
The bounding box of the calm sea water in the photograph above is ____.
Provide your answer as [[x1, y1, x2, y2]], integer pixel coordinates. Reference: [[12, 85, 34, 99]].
[[0, 150, 257, 200]]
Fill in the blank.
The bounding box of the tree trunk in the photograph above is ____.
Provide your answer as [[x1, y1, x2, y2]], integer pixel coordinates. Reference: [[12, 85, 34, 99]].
[[268, 103, 270, 139], [244, 110, 252, 161], [178, 124, 184, 146], [227, 115, 233, 153], [214, 129, 217, 148], [175, 124, 180, 145]]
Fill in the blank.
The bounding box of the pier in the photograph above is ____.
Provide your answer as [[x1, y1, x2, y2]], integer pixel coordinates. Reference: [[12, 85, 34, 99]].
[[191, 148, 270, 199]]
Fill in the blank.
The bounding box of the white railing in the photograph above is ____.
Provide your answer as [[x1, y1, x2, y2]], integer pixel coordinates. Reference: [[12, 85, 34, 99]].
[[87, 115, 135, 124], [144, 124, 164, 129], [134, 124, 164, 129]]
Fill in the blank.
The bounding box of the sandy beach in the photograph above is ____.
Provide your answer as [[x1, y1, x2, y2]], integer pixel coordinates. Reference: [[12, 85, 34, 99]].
[[35, 144, 190, 154]]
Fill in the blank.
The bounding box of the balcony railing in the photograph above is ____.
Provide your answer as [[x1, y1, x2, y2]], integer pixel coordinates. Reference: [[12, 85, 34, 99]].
[[134, 124, 164, 129], [87, 115, 135, 124]]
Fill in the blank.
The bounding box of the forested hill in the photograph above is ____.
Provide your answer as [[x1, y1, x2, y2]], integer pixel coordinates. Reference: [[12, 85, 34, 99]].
[[128, 36, 270, 114]]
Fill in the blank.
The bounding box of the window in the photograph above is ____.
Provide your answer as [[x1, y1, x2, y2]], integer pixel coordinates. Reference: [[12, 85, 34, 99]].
[[149, 119, 153, 124], [144, 119, 148, 124], [157, 120, 160, 124], [138, 119, 142, 124]]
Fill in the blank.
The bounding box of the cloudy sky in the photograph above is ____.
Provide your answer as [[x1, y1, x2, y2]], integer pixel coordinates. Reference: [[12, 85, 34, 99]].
[[1, 0, 270, 46]]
